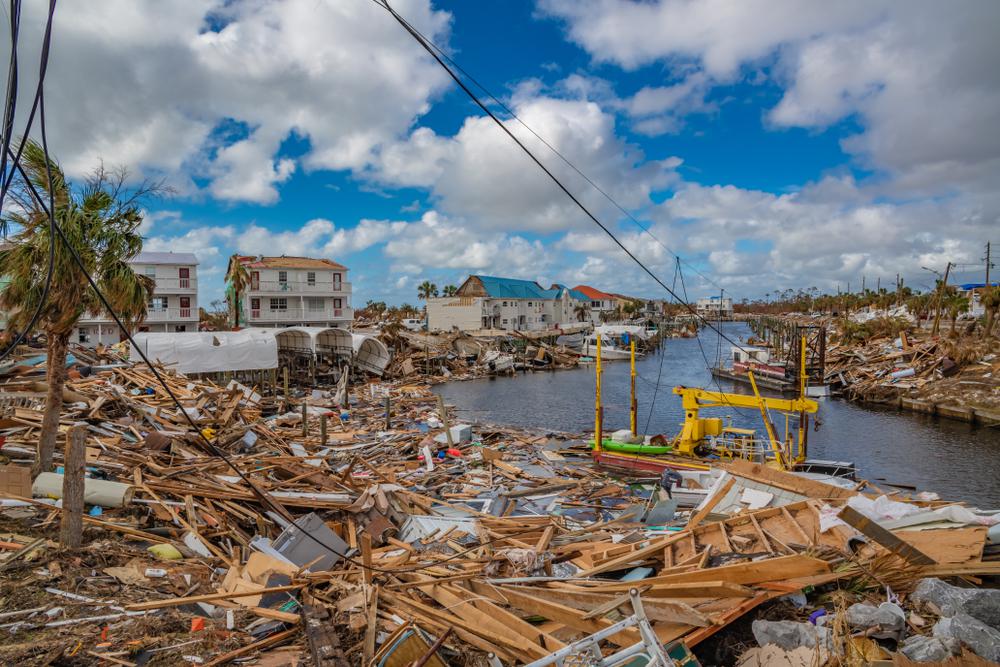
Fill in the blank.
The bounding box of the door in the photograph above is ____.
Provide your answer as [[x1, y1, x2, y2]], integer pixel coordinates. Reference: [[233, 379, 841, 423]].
[[179, 296, 191, 318], [178, 267, 190, 289], [251, 297, 260, 319], [250, 271, 260, 290]]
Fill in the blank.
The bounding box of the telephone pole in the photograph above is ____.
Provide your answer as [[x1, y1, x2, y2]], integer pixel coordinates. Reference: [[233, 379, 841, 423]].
[[986, 241, 992, 287]]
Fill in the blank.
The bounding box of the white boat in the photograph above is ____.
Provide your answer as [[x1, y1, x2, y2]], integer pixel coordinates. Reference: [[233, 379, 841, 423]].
[[595, 323, 655, 341], [480, 349, 514, 373], [581, 333, 634, 360]]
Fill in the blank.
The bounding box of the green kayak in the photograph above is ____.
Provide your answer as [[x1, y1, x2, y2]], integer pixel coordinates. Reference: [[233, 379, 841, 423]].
[[590, 438, 673, 455]]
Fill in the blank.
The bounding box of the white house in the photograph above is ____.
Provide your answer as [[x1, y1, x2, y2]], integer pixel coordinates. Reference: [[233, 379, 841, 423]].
[[75, 251, 200, 347], [427, 275, 590, 332], [233, 255, 352, 328], [695, 295, 734, 319]]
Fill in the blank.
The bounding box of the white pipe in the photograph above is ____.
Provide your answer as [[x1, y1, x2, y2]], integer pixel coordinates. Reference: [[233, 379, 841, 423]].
[[32, 472, 133, 508]]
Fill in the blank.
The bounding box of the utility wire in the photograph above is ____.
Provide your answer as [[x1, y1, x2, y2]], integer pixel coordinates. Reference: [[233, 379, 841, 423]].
[[0, 0, 59, 365], [376, 0, 751, 357], [365, 0, 724, 294], [9, 146, 543, 575]]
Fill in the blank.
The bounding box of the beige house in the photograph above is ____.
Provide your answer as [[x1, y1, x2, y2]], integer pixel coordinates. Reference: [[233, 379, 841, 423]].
[[427, 275, 590, 332], [233, 255, 352, 328], [75, 251, 200, 347]]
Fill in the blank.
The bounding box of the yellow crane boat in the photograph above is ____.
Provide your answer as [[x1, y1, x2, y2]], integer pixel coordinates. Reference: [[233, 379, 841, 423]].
[[590, 333, 850, 476]]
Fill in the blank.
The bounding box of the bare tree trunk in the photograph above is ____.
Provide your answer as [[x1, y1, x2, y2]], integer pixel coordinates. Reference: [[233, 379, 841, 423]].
[[34, 332, 68, 477], [60, 425, 86, 548]]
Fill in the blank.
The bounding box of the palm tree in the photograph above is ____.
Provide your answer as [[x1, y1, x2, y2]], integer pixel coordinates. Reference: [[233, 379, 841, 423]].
[[573, 302, 590, 322], [225, 254, 249, 329], [417, 280, 438, 301], [442, 284, 458, 297], [0, 140, 154, 475], [981, 286, 1000, 339], [946, 294, 969, 334]]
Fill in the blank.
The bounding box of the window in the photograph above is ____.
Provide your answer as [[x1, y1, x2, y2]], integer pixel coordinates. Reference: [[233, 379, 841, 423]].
[[144, 266, 156, 277], [307, 297, 324, 312], [333, 272, 342, 288], [278, 271, 288, 286], [501, 319, 508, 325], [175, 325, 186, 332], [78, 328, 90, 343], [307, 272, 316, 286], [333, 298, 342, 309], [527, 301, 532, 306], [592, 301, 600, 308], [270, 298, 287, 311], [149, 297, 167, 311], [502, 301, 508, 307]]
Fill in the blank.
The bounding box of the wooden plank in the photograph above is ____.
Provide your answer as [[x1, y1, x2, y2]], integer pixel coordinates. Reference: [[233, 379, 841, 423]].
[[125, 584, 304, 611], [202, 627, 298, 667], [837, 506, 935, 565], [578, 531, 689, 576], [686, 477, 735, 529], [578, 554, 831, 593], [469, 580, 641, 648], [720, 460, 855, 500], [780, 506, 812, 546]]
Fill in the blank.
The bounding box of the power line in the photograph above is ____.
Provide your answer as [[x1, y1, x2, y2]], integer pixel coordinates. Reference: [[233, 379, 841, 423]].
[[0, 0, 59, 365], [365, 0, 725, 295], [376, 0, 751, 356], [9, 147, 537, 575]]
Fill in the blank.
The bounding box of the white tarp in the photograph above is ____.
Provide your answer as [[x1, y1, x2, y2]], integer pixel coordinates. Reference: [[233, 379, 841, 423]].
[[351, 334, 390, 376], [130, 331, 278, 374], [266, 327, 353, 358]]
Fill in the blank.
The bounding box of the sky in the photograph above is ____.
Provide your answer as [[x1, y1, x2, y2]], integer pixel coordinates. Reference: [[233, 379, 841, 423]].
[[6, 0, 999, 307]]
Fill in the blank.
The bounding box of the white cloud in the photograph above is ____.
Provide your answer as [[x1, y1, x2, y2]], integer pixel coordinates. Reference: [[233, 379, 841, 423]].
[[13, 0, 452, 203], [539, 1, 1000, 199], [382, 211, 549, 274], [372, 91, 681, 232]]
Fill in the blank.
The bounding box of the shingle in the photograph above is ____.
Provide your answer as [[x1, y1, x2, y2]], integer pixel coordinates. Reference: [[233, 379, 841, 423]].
[[133, 251, 199, 265]]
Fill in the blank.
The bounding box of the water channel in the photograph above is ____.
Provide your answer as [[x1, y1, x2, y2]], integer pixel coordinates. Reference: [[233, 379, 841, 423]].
[[433, 322, 1000, 508]]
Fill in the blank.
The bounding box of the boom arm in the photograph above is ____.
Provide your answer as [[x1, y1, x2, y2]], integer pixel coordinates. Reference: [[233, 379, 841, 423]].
[[672, 386, 818, 414], [670, 384, 818, 461]]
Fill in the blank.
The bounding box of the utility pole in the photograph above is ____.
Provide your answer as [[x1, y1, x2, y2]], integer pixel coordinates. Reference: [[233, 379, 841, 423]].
[[932, 262, 952, 337], [986, 241, 992, 287], [861, 275, 866, 294]]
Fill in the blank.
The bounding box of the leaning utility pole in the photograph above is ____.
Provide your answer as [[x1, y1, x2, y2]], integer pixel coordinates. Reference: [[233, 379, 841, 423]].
[[986, 241, 992, 287], [931, 262, 953, 337]]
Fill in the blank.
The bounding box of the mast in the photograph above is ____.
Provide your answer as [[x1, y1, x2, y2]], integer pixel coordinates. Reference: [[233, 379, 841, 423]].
[[629, 337, 637, 436]]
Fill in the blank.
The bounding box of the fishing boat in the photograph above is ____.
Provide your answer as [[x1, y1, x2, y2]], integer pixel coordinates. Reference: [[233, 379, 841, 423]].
[[580, 332, 634, 360], [590, 330, 853, 477]]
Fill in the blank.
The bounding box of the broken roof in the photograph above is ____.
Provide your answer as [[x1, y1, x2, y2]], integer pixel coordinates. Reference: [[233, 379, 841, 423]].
[[239, 255, 347, 270], [572, 284, 616, 301], [133, 251, 199, 265]]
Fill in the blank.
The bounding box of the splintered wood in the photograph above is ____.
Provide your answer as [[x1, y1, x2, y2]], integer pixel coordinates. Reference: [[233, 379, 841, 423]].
[[1, 342, 997, 665]]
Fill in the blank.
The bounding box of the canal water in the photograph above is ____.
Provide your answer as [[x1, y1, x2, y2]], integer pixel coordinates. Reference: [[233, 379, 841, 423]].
[[433, 322, 1000, 508]]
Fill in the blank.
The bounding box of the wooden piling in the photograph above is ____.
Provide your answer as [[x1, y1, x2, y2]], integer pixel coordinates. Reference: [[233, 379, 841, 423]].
[[60, 426, 86, 548]]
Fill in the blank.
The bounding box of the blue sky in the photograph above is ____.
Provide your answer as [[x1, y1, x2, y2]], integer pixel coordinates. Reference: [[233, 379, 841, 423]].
[[11, 0, 999, 306]]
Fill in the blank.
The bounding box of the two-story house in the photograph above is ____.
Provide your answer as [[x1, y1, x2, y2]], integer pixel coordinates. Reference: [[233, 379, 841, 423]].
[[426, 275, 590, 332], [572, 285, 618, 323], [75, 251, 200, 347], [233, 255, 352, 328]]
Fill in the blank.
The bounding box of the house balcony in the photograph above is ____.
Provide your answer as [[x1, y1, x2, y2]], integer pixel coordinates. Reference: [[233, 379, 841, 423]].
[[150, 277, 198, 292], [247, 280, 351, 295], [144, 307, 198, 322], [248, 306, 353, 323]]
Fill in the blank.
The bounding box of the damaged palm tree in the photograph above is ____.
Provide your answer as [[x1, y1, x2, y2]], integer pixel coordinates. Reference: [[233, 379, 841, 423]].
[[0, 140, 156, 475], [226, 254, 251, 329]]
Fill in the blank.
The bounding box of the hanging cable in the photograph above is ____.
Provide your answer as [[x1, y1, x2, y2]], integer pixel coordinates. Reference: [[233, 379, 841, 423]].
[[0, 0, 59, 364], [375, 0, 751, 357], [364, 0, 725, 294], [7, 146, 548, 575]]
